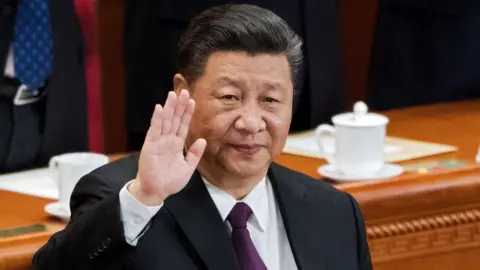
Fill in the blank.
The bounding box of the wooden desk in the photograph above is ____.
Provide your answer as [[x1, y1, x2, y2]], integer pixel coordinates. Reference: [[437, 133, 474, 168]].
[[0, 100, 479, 270]]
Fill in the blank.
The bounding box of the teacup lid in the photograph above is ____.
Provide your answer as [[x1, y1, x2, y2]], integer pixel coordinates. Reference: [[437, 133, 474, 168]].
[[331, 101, 389, 127]]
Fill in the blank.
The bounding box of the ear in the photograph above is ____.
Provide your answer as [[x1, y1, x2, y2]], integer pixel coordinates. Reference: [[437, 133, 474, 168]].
[[173, 73, 190, 95]]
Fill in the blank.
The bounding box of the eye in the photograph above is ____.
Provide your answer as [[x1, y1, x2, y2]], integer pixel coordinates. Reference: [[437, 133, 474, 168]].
[[221, 95, 238, 100], [263, 97, 278, 103]]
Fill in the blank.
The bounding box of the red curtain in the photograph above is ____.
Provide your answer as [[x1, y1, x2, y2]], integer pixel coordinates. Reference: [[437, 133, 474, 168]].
[[74, 0, 104, 153]]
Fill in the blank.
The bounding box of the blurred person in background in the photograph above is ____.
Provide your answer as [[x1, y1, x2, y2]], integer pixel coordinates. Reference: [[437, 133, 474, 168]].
[[0, 0, 88, 173], [124, 0, 346, 151]]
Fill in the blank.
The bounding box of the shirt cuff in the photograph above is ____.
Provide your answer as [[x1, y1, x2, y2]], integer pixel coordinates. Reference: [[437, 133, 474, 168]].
[[119, 180, 163, 246]]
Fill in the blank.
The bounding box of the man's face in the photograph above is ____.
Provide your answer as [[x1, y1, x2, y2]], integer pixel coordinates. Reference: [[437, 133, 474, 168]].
[[181, 51, 293, 179]]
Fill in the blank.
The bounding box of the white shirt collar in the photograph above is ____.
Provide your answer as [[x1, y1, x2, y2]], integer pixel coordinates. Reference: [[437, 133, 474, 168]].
[[202, 176, 269, 232]]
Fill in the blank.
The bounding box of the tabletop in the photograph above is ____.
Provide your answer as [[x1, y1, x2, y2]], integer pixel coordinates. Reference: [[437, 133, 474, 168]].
[[275, 100, 480, 178], [0, 99, 479, 269]]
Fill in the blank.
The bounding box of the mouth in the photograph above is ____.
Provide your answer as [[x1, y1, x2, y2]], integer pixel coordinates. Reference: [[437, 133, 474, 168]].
[[228, 143, 262, 155]]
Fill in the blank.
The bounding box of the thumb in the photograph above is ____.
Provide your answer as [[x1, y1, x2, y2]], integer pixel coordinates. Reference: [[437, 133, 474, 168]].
[[185, 138, 207, 168]]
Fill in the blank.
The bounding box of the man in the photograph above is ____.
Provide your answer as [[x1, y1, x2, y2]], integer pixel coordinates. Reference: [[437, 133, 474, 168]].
[[33, 5, 372, 270], [369, 0, 480, 110], [124, 0, 346, 151], [0, 0, 88, 172]]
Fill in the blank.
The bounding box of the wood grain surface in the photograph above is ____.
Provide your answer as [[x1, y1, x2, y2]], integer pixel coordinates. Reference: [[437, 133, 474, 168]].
[[0, 100, 479, 270], [275, 100, 480, 179]]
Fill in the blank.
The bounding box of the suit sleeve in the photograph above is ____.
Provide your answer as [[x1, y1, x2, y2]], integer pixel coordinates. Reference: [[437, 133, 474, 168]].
[[32, 172, 136, 270], [346, 193, 373, 270]]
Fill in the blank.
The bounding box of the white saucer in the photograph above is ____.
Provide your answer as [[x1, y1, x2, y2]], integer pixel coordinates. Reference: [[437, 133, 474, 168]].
[[44, 201, 71, 222], [318, 163, 404, 183]]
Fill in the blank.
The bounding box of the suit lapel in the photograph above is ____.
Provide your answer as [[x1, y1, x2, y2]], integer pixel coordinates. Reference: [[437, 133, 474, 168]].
[[166, 171, 241, 270], [268, 163, 329, 270]]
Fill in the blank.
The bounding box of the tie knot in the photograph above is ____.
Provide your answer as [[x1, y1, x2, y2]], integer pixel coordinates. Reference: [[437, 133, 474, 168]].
[[227, 202, 252, 229]]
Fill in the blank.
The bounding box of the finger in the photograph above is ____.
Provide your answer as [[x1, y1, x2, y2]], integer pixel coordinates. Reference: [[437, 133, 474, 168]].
[[161, 91, 177, 135], [170, 89, 189, 135], [177, 99, 195, 139], [185, 138, 206, 168], [144, 105, 163, 142]]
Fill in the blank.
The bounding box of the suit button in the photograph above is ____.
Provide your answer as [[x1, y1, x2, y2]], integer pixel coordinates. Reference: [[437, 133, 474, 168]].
[[2, 6, 12, 16], [88, 252, 95, 259], [102, 237, 111, 249]]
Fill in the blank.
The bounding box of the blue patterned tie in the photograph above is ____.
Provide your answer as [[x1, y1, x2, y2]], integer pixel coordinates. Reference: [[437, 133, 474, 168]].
[[13, 0, 53, 91]]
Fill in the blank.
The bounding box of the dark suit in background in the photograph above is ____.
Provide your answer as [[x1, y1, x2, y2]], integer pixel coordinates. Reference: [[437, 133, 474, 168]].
[[0, 0, 88, 172], [369, 0, 480, 110], [124, 0, 346, 150], [32, 154, 372, 269]]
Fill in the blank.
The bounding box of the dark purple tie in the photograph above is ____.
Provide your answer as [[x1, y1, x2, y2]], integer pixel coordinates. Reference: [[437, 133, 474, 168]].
[[228, 202, 267, 270]]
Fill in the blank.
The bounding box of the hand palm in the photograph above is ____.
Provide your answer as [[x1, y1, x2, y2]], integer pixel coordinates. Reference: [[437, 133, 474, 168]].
[[138, 90, 206, 200]]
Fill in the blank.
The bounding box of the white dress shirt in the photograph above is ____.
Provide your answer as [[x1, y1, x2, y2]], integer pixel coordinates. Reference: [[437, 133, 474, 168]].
[[4, 47, 15, 77], [118, 177, 298, 270]]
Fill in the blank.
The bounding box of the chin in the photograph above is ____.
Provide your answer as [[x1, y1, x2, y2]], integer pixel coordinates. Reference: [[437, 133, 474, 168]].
[[228, 164, 267, 178], [223, 154, 271, 177]]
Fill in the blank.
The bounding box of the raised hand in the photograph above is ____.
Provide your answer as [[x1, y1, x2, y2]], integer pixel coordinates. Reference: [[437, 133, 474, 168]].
[[129, 90, 207, 206]]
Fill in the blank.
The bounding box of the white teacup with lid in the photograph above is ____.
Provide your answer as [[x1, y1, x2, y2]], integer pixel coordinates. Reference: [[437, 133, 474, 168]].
[[315, 101, 389, 176]]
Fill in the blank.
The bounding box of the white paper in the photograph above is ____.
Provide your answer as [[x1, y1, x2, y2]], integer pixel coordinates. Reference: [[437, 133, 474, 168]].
[[283, 136, 401, 158], [0, 168, 58, 199]]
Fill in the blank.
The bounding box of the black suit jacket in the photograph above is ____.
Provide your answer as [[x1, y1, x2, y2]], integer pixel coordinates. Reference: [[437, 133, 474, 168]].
[[124, 0, 345, 141], [369, 0, 480, 110], [32, 154, 372, 270], [0, 0, 87, 164]]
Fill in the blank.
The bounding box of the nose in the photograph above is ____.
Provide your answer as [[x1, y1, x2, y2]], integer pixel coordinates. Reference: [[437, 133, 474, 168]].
[[234, 105, 266, 133]]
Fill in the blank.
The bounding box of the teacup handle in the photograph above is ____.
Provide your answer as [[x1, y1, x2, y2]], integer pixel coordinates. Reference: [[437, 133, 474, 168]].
[[315, 124, 336, 164], [49, 156, 60, 187]]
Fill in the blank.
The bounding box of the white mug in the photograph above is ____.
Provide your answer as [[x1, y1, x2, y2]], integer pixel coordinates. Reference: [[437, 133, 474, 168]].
[[49, 152, 108, 207], [315, 102, 389, 176]]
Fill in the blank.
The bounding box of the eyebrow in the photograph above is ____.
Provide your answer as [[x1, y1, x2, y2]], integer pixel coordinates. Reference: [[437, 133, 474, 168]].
[[216, 76, 287, 92]]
